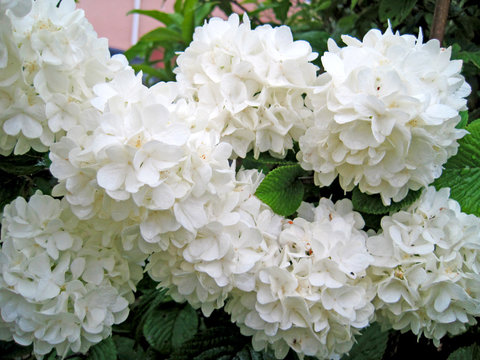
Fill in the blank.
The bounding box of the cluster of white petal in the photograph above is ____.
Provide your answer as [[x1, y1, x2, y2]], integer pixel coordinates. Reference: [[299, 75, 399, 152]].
[[367, 187, 480, 345], [0, 0, 127, 155], [226, 198, 375, 359], [0, 192, 147, 357], [298, 27, 470, 205], [147, 169, 283, 316], [49, 67, 237, 248], [174, 13, 318, 159]]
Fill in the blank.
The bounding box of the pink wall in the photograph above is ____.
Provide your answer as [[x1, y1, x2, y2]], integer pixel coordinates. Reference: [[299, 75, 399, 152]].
[[76, 0, 266, 51], [77, 0, 176, 50]]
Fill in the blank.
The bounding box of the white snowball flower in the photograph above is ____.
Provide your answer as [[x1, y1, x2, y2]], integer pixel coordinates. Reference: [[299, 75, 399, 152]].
[[147, 169, 284, 316], [0, 193, 147, 357], [175, 13, 318, 159], [367, 186, 480, 345], [226, 197, 375, 359], [298, 26, 470, 205], [0, 0, 128, 155], [50, 67, 237, 251]]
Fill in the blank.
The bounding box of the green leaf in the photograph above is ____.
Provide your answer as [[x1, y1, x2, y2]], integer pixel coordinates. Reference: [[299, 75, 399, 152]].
[[255, 164, 306, 216], [434, 119, 480, 215], [194, 2, 217, 27], [378, 0, 417, 25], [168, 325, 245, 360], [448, 343, 480, 360], [272, 0, 292, 23], [457, 110, 469, 129], [181, 0, 197, 44], [140, 27, 184, 43], [113, 336, 146, 360], [457, 50, 480, 69], [127, 9, 182, 26], [86, 337, 117, 360], [143, 303, 198, 353], [0, 341, 33, 360], [132, 64, 173, 81], [351, 187, 422, 215], [174, 0, 183, 13], [0, 151, 49, 175], [341, 323, 388, 360], [232, 344, 276, 360]]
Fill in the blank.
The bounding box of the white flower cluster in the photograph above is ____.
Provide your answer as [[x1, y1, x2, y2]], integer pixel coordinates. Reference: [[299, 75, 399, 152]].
[[367, 187, 480, 344], [49, 66, 236, 250], [147, 169, 284, 316], [0, 192, 146, 358], [298, 27, 470, 205], [226, 198, 375, 359], [0, 0, 127, 155], [175, 14, 318, 159]]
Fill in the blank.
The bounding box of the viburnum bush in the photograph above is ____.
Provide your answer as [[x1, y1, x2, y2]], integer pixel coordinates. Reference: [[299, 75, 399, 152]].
[[1, 0, 480, 359]]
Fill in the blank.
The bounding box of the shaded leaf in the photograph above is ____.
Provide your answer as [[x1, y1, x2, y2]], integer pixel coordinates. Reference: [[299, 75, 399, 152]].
[[113, 336, 146, 360], [0, 151, 49, 175], [168, 325, 245, 360], [448, 343, 480, 360], [379, 0, 417, 25], [232, 344, 277, 360], [255, 164, 307, 216], [143, 303, 198, 354], [351, 187, 422, 215], [87, 337, 117, 360], [433, 119, 480, 215], [342, 323, 388, 360]]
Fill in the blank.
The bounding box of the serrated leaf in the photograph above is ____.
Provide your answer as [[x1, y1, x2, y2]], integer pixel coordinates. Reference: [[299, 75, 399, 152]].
[[194, 345, 237, 360], [113, 336, 146, 360], [342, 323, 388, 360], [143, 303, 198, 353], [434, 119, 480, 215], [87, 337, 117, 360], [168, 325, 245, 360], [447, 343, 480, 360], [351, 187, 422, 215], [172, 305, 198, 347], [255, 164, 306, 216]]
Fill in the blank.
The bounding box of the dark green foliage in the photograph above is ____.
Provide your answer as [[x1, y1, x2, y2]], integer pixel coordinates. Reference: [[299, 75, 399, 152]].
[[86, 338, 117, 360], [351, 187, 422, 215], [342, 323, 388, 360]]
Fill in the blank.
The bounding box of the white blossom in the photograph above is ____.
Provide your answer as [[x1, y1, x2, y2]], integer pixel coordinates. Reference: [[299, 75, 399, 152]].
[[175, 14, 318, 159], [0, 0, 128, 155], [298, 27, 470, 205], [0, 193, 147, 357], [226, 198, 375, 359], [147, 169, 283, 316], [367, 187, 480, 345]]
